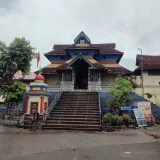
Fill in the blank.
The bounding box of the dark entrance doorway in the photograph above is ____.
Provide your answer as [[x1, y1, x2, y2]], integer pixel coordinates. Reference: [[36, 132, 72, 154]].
[[73, 58, 89, 89]]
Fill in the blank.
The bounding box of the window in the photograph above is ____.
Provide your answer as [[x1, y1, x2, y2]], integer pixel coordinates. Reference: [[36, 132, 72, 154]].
[[80, 40, 85, 44], [148, 70, 160, 76]]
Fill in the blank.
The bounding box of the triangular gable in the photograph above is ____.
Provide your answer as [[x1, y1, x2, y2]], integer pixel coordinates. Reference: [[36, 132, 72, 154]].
[[68, 54, 94, 68], [74, 31, 91, 44]]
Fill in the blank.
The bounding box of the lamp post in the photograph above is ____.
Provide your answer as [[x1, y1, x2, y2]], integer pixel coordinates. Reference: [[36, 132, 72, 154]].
[[138, 48, 144, 98]]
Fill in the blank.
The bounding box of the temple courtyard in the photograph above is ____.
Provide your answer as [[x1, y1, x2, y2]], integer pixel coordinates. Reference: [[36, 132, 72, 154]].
[[0, 126, 160, 160]]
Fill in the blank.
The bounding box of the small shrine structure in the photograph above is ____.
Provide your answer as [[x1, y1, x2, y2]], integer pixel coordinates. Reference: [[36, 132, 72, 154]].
[[24, 74, 50, 122]]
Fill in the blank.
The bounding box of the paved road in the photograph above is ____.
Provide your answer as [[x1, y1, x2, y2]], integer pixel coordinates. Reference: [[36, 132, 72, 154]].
[[0, 126, 160, 160]]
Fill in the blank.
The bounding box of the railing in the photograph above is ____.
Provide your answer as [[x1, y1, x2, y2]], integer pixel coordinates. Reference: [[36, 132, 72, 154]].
[[47, 85, 113, 92], [0, 102, 23, 125], [8, 102, 23, 119], [98, 92, 102, 127], [45, 91, 63, 121]]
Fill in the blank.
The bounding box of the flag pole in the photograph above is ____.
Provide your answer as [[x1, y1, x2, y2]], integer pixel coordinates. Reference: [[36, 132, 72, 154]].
[[37, 51, 41, 75], [39, 53, 41, 72]]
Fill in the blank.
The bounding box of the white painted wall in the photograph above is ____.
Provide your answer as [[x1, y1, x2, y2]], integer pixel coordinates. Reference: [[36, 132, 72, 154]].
[[133, 70, 160, 106], [101, 74, 116, 86]]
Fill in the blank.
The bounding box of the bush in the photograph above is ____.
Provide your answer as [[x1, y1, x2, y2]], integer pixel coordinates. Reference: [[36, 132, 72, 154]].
[[121, 114, 131, 122], [104, 113, 113, 123], [103, 113, 131, 126], [104, 113, 123, 125]]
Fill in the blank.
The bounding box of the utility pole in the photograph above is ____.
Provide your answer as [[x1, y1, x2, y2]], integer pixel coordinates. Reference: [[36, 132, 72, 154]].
[[138, 48, 144, 98]]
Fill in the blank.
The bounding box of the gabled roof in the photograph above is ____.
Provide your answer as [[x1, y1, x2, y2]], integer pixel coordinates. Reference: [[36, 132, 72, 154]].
[[68, 54, 93, 68], [55, 54, 106, 70], [135, 55, 160, 70], [74, 31, 91, 43]]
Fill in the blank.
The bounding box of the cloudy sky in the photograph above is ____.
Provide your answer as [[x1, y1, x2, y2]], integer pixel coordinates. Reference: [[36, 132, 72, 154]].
[[0, 0, 160, 71]]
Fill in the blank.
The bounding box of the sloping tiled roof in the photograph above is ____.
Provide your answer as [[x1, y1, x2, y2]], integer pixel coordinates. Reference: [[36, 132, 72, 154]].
[[100, 62, 131, 74], [136, 55, 160, 70], [108, 66, 131, 74], [13, 72, 36, 80], [55, 55, 106, 70], [55, 58, 74, 70], [41, 68, 58, 74], [44, 43, 123, 56]]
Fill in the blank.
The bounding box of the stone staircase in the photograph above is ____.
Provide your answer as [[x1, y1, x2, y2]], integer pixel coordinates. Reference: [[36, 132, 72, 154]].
[[43, 92, 101, 131]]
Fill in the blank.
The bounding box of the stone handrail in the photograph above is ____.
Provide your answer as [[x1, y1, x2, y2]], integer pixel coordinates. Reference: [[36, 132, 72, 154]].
[[45, 91, 63, 121], [47, 85, 113, 92], [98, 92, 102, 126]]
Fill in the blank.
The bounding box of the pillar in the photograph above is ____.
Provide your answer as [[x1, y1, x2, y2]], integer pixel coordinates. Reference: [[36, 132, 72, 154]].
[[99, 71, 101, 82], [25, 96, 29, 113], [40, 97, 44, 113], [72, 68, 75, 82], [88, 69, 90, 82]]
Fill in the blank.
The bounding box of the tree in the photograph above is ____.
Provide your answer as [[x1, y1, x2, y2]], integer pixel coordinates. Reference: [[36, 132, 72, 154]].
[[5, 82, 26, 103], [0, 37, 35, 102], [108, 76, 132, 115]]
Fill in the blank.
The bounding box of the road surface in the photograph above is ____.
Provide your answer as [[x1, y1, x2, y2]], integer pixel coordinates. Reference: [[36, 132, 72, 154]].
[[0, 126, 159, 160]]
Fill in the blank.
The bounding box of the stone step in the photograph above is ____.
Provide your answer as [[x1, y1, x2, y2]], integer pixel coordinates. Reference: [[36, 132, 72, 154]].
[[49, 114, 99, 118], [54, 108, 99, 111], [48, 117, 100, 121], [55, 105, 98, 108], [46, 120, 100, 125], [56, 104, 98, 107], [61, 97, 97, 101], [63, 92, 98, 95], [59, 99, 98, 103], [43, 126, 100, 131], [58, 102, 98, 105], [43, 123, 100, 127], [51, 112, 99, 115]]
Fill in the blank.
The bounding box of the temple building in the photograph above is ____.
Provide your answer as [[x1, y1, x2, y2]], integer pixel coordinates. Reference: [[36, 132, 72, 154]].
[[41, 31, 131, 91], [133, 55, 160, 105]]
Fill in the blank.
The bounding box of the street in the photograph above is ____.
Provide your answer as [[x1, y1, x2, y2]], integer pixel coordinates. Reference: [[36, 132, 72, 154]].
[[0, 126, 160, 160]]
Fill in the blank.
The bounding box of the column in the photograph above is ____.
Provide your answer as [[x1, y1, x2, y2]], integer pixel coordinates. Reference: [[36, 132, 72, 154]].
[[40, 97, 44, 113], [25, 96, 29, 113], [88, 69, 90, 82], [72, 68, 75, 82], [99, 71, 101, 82], [62, 72, 64, 81]]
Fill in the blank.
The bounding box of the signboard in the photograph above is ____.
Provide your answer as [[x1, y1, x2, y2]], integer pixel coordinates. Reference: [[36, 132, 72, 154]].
[[138, 102, 152, 121], [120, 106, 135, 110], [134, 108, 147, 127]]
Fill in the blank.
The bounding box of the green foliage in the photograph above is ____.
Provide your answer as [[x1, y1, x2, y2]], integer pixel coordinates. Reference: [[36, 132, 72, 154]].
[[108, 76, 132, 112], [145, 93, 153, 99], [103, 113, 123, 125], [4, 82, 26, 103], [104, 113, 113, 123], [103, 113, 131, 126], [0, 38, 35, 81], [121, 114, 131, 122], [9, 37, 35, 75], [0, 38, 35, 102]]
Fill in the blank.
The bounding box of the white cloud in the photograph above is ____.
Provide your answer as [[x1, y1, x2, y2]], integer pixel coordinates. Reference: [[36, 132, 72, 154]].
[[0, 0, 160, 71]]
